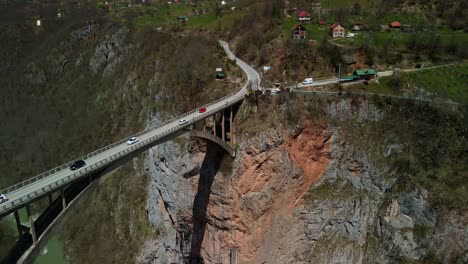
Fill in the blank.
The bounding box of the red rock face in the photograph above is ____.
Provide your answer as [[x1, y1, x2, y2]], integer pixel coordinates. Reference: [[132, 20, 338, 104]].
[[286, 121, 332, 210], [199, 122, 332, 263]]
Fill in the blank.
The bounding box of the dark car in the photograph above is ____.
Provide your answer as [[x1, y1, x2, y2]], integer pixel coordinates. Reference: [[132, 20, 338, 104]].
[[70, 160, 86, 171]]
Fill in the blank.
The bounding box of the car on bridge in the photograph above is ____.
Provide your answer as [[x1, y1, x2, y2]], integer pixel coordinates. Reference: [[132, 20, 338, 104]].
[[199, 107, 207, 113], [0, 194, 8, 204], [70, 160, 86, 171], [178, 119, 189, 125], [127, 137, 139, 145]]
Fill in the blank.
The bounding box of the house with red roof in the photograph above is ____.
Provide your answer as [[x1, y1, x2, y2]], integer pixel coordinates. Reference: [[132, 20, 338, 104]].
[[329, 22, 345, 38], [389, 21, 401, 30], [297, 10, 311, 23], [318, 20, 327, 26], [291, 23, 307, 40]]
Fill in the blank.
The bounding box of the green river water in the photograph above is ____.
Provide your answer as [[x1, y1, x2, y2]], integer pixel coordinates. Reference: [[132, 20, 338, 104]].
[[1, 210, 68, 264]]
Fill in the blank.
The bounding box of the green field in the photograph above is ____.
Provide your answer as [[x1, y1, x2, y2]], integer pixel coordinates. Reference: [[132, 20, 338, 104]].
[[351, 64, 468, 104], [186, 9, 249, 31], [111, 1, 255, 31], [404, 65, 468, 104]]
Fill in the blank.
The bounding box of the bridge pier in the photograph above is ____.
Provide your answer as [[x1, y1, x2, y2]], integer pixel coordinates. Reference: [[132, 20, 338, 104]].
[[229, 106, 234, 147], [61, 188, 67, 210], [26, 205, 37, 244], [222, 110, 225, 141], [48, 194, 53, 205], [229, 248, 238, 264], [213, 113, 217, 136], [14, 210, 22, 237]]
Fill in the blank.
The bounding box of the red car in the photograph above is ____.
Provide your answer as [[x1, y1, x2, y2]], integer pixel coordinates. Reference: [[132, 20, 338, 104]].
[[199, 107, 207, 113]]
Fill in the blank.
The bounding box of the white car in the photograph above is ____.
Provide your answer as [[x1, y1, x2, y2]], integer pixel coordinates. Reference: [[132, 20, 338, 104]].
[[178, 119, 189, 125], [302, 78, 313, 84], [0, 194, 9, 204], [271, 88, 280, 94], [127, 137, 139, 145]]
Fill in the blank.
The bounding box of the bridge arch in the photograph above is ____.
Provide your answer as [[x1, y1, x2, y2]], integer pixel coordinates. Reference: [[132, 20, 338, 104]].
[[189, 130, 235, 157]]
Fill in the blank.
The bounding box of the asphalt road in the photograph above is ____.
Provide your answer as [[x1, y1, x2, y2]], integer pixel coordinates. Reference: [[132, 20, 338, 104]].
[[0, 40, 259, 216], [265, 63, 459, 91]]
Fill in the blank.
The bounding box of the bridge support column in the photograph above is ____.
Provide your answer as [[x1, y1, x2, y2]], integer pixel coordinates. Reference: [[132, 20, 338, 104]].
[[222, 110, 225, 141], [213, 113, 217, 136], [14, 210, 22, 236], [48, 194, 53, 205], [230, 106, 234, 148], [61, 188, 67, 210], [26, 205, 37, 244], [230, 248, 238, 264]]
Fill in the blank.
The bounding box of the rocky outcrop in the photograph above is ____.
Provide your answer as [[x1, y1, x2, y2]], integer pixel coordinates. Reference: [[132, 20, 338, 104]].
[[90, 27, 130, 76], [137, 97, 466, 264]]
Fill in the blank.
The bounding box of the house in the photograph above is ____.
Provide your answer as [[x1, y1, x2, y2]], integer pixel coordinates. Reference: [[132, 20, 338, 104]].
[[353, 69, 377, 80], [329, 22, 345, 38], [215, 67, 225, 79], [291, 23, 307, 40], [389, 21, 401, 30], [297, 10, 311, 22], [352, 22, 365, 31], [318, 20, 327, 26]]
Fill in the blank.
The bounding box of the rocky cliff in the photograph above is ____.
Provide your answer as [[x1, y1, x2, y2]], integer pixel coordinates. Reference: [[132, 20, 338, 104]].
[[137, 95, 467, 264]]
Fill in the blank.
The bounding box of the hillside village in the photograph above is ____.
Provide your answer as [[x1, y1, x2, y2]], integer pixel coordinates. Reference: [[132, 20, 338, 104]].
[[99, 0, 466, 87], [21, 0, 467, 87]]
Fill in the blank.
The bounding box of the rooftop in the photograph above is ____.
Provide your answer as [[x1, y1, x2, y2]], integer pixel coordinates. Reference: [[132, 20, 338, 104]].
[[354, 69, 377, 76]]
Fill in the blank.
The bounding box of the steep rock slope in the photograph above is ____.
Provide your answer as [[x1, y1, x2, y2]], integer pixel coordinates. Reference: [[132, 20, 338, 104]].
[[137, 94, 466, 264]]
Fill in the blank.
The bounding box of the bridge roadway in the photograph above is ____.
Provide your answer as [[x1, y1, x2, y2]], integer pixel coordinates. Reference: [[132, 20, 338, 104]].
[[0, 40, 259, 218]]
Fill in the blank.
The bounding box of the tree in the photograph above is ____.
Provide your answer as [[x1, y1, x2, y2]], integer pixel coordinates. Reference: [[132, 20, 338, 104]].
[[352, 2, 361, 15], [215, 2, 221, 17], [428, 33, 441, 61], [389, 71, 405, 91]]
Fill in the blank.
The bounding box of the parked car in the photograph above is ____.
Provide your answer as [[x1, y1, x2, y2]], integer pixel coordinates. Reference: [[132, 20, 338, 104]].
[[178, 119, 189, 125], [70, 160, 86, 171], [302, 77, 313, 84], [199, 107, 207, 113], [127, 137, 139, 145], [415, 64, 424, 68], [0, 194, 9, 204]]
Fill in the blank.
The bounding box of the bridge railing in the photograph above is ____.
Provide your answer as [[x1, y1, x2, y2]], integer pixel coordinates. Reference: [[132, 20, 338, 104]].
[[0, 90, 245, 196]]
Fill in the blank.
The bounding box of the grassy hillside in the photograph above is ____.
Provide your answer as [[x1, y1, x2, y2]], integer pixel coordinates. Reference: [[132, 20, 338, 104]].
[[347, 64, 468, 104]]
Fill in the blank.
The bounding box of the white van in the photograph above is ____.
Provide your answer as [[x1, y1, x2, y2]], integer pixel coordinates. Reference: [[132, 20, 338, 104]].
[[302, 78, 313, 84]]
